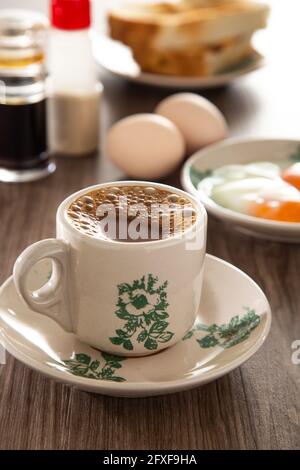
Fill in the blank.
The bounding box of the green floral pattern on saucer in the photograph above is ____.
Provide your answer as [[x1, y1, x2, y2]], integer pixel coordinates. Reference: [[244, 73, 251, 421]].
[[63, 309, 260, 382], [63, 353, 126, 382], [183, 308, 260, 349]]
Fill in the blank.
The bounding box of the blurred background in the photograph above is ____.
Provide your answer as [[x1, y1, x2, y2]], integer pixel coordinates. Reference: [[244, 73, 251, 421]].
[[1, 0, 298, 140]]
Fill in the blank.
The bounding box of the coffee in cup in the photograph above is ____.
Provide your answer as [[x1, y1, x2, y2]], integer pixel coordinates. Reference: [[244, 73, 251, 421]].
[[13, 182, 207, 357], [67, 185, 197, 242]]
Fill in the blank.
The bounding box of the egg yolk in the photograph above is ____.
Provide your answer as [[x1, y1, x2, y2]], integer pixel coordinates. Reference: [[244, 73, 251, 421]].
[[251, 199, 300, 222], [281, 163, 300, 191]]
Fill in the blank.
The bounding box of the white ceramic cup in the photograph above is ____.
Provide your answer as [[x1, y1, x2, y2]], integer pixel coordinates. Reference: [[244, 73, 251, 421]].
[[13, 181, 207, 357]]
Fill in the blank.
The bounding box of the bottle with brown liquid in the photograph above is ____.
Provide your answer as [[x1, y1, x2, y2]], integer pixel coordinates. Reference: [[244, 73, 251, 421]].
[[0, 9, 55, 183]]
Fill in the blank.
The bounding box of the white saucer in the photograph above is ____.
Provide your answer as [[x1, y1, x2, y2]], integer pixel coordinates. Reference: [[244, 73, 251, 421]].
[[0, 255, 271, 397], [93, 34, 264, 89], [182, 138, 300, 243]]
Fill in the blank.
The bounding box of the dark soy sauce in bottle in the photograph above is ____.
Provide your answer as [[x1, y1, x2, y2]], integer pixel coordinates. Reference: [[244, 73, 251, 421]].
[[0, 96, 47, 170], [0, 78, 55, 182], [0, 10, 55, 182]]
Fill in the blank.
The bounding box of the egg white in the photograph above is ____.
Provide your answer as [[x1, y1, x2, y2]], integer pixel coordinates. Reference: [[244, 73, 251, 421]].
[[198, 161, 300, 215]]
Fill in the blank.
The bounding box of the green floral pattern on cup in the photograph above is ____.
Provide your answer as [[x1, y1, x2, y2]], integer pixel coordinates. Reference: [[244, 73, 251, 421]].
[[63, 353, 126, 382], [109, 274, 174, 352], [183, 308, 260, 349]]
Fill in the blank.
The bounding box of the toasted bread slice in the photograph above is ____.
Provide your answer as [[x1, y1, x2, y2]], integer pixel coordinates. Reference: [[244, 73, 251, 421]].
[[132, 34, 254, 76], [108, 1, 269, 76], [108, 1, 269, 48]]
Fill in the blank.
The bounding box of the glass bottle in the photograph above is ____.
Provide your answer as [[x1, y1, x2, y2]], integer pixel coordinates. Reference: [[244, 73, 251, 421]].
[[0, 9, 55, 183]]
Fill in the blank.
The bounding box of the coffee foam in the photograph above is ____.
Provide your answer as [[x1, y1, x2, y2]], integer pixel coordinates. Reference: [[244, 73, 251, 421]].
[[67, 185, 197, 242]]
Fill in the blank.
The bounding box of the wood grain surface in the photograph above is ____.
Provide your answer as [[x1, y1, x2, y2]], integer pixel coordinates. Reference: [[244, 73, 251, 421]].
[[0, 1, 299, 450]]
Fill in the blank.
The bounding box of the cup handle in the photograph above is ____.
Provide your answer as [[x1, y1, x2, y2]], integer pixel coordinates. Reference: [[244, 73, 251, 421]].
[[13, 239, 73, 332]]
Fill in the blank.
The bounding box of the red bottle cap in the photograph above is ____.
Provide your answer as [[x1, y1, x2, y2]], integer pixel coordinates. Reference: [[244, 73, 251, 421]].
[[51, 0, 91, 30]]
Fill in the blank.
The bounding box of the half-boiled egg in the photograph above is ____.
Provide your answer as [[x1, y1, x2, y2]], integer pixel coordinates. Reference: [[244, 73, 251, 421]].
[[197, 160, 300, 223], [281, 162, 300, 191], [250, 200, 300, 222]]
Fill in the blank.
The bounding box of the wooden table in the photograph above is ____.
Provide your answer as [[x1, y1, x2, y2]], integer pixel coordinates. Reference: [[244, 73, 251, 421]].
[[0, 1, 299, 450]]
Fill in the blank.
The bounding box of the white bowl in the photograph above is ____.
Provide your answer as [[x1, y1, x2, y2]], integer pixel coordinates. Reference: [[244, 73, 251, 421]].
[[181, 138, 300, 243]]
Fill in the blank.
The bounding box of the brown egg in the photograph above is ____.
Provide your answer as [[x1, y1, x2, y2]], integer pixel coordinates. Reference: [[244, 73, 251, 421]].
[[106, 114, 185, 179]]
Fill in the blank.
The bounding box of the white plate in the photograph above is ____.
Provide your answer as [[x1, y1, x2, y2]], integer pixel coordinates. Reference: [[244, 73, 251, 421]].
[[93, 34, 265, 89], [0, 255, 271, 397], [181, 138, 300, 243]]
